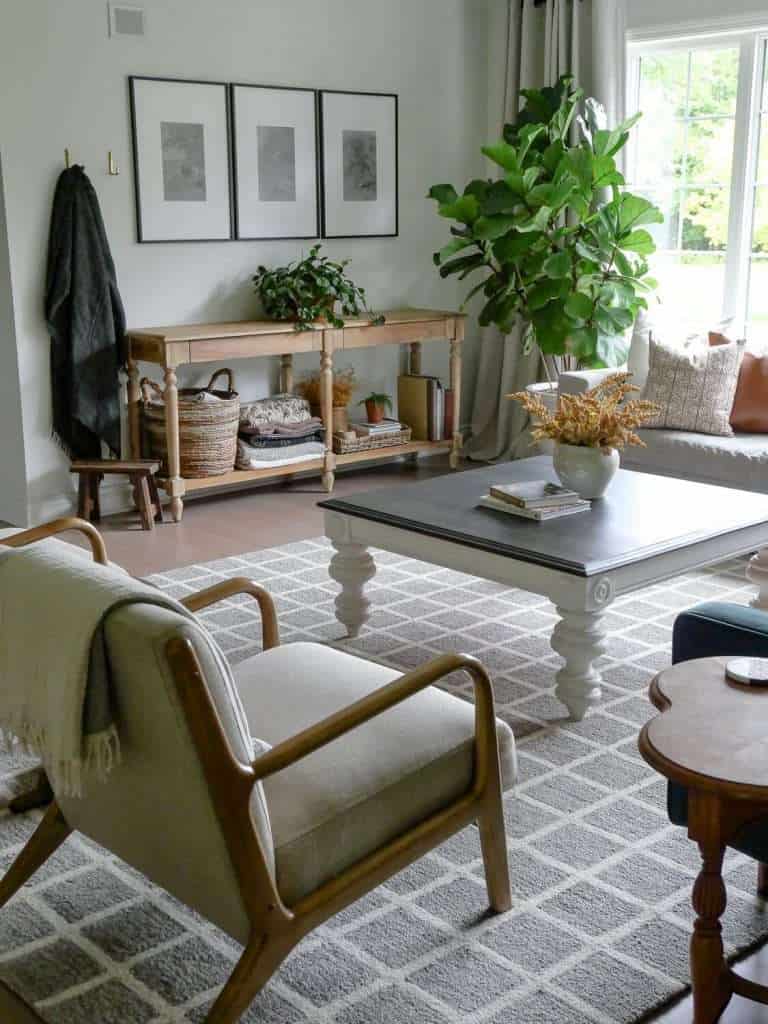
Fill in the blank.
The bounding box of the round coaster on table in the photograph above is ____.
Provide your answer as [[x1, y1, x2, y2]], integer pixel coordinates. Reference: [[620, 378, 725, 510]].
[[725, 657, 768, 688]]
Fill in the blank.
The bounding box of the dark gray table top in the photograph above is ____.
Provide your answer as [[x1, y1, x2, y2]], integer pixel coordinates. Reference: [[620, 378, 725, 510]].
[[319, 456, 768, 577]]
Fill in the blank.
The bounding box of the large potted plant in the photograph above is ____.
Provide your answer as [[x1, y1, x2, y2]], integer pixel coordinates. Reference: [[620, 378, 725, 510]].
[[428, 76, 662, 404], [253, 245, 384, 332]]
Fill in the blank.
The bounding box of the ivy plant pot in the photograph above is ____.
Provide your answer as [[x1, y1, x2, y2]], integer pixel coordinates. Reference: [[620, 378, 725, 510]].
[[525, 382, 559, 455], [553, 442, 620, 500]]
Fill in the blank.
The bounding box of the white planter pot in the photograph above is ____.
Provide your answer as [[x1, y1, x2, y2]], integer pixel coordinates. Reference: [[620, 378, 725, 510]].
[[553, 442, 620, 499], [525, 382, 559, 455]]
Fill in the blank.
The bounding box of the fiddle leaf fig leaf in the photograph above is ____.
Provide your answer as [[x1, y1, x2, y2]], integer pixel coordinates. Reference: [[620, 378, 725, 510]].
[[427, 184, 458, 205], [619, 228, 656, 256], [618, 193, 665, 233], [544, 251, 572, 279], [434, 237, 474, 265], [438, 194, 480, 225], [474, 215, 518, 240], [565, 292, 594, 323], [482, 142, 521, 173]]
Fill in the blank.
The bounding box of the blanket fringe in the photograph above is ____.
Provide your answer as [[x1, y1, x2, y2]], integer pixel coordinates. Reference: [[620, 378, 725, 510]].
[[0, 717, 121, 798]]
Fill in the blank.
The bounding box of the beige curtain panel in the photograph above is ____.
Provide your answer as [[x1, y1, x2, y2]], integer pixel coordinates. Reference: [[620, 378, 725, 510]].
[[466, 0, 627, 463]]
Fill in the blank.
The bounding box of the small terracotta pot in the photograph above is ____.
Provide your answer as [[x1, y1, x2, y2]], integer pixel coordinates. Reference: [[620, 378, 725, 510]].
[[365, 401, 385, 423]]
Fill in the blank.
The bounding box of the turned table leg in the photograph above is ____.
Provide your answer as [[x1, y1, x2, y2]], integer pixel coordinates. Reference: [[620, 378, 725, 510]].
[[688, 791, 734, 1024], [320, 341, 336, 494], [449, 322, 463, 469], [163, 366, 185, 522], [328, 540, 376, 638], [126, 356, 141, 459], [550, 605, 608, 721]]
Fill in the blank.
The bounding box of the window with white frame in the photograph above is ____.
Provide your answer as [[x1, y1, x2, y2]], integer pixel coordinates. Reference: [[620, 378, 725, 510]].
[[627, 28, 768, 345]]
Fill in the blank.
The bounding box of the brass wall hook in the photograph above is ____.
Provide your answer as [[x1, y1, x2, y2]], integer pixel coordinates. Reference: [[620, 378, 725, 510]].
[[107, 150, 119, 176], [64, 148, 71, 168]]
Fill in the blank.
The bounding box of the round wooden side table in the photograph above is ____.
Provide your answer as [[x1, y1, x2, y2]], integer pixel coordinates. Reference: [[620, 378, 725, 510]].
[[639, 656, 768, 1024]]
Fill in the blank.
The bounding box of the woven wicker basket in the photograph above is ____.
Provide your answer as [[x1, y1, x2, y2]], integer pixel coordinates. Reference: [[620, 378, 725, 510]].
[[141, 369, 240, 478], [333, 426, 412, 454]]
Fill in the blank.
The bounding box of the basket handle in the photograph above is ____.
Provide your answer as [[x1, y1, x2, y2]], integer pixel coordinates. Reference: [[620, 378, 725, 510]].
[[206, 368, 234, 393], [140, 377, 164, 403]]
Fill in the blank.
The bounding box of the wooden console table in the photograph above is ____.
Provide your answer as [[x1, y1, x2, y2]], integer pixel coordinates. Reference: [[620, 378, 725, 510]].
[[125, 308, 465, 522]]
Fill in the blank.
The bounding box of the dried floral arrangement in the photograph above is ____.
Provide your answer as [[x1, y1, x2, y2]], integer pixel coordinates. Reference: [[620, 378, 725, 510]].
[[509, 373, 659, 450], [296, 366, 357, 408]]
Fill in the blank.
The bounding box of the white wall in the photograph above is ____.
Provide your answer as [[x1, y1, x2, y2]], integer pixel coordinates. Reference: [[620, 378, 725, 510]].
[[626, 0, 767, 32], [0, 0, 489, 525], [0, 154, 28, 526]]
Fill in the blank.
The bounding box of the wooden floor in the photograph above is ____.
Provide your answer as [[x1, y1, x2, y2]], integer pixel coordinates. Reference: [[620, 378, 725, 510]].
[[2, 454, 768, 1022]]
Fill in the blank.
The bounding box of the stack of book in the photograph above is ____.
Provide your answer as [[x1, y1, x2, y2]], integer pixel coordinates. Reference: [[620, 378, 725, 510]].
[[351, 418, 405, 437], [478, 480, 591, 521]]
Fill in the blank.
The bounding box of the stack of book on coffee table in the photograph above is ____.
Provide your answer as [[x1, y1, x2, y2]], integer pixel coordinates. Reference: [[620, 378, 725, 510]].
[[478, 480, 591, 521]]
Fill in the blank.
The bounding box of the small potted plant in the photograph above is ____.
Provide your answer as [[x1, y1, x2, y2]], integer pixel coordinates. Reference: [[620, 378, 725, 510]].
[[297, 366, 357, 432], [253, 245, 385, 332], [359, 392, 392, 424], [509, 373, 659, 499]]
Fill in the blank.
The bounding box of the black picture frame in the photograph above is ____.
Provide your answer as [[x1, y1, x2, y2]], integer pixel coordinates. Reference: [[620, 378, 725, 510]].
[[230, 83, 321, 241], [129, 75, 235, 244], [319, 90, 399, 240]]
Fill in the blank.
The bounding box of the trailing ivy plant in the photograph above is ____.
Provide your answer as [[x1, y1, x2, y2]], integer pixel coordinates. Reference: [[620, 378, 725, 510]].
[[428, 76, 662, 369], [253, 245, 384, 332]]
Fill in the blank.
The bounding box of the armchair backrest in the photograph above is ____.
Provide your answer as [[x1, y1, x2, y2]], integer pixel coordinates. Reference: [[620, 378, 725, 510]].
[[56, 602, 275, 945]]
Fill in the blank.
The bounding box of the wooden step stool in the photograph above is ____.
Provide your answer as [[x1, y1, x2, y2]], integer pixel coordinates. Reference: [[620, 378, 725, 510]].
[[70, 460, 163, 531]]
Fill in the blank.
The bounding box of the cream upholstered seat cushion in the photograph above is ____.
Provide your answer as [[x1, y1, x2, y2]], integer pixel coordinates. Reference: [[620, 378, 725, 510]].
[[233, 642, 516, 907]]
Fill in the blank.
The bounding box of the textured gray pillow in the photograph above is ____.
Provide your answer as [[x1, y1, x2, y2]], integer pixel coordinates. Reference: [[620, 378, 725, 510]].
[[642, 335, 744, 436]]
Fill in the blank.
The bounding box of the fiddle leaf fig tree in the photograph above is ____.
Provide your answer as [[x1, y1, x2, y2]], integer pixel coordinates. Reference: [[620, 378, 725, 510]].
[[428, 76, 662, 369]]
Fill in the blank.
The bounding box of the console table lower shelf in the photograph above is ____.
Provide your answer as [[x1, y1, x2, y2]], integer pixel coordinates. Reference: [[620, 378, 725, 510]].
[[168, 440, 454, 497]]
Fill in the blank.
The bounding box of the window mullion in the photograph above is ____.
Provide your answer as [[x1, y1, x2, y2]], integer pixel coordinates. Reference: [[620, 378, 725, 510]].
[[723, 35, 760, 326]]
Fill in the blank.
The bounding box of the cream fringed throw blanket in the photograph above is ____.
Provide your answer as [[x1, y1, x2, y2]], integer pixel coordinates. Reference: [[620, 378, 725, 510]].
[[0, 539, 190, 797]]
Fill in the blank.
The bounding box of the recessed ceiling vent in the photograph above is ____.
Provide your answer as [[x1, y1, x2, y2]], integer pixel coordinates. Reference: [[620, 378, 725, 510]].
[[108, 4, 146, 37]]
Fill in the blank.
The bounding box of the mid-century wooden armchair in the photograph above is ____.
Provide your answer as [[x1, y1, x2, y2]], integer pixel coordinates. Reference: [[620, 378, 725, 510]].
[[0, 518, 516, 1024]]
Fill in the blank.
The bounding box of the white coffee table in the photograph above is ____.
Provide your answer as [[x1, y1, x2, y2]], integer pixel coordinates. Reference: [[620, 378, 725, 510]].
[[319, 457, 768, 720]]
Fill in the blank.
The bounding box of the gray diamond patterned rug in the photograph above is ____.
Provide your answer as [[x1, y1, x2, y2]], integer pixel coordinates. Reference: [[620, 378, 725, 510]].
[[0, 539, 766, 1024]]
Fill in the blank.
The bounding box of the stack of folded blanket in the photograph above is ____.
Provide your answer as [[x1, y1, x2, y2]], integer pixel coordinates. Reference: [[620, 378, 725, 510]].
[[236, 394, 326, 470]]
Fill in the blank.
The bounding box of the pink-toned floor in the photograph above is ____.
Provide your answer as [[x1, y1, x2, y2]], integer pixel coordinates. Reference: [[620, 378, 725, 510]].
[[4, 456, 768, 1022]]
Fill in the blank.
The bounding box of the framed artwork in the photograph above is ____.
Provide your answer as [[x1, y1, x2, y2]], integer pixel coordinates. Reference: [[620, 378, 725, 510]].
[[129, 76, 233, 242], [319, 90, 398, 238], [231, 84, 320, 240]]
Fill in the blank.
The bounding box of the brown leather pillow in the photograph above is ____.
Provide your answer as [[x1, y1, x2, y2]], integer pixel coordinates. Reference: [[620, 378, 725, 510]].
[[709, 332, 768, 433]]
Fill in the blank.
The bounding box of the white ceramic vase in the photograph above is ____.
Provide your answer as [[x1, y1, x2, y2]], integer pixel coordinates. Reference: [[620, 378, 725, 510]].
[[525, 382, 559, 455], [553, 442, 620, 499]]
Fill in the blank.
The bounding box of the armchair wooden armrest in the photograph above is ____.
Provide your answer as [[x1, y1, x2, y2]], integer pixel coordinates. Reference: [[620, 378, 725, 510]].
[[181, 578, 280, 651], [0, 516, 108, 565], [252, 653, 498, 788]]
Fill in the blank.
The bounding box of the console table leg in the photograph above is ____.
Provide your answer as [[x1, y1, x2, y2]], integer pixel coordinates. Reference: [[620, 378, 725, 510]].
[[126, 357, 141, 459], [688, 792, 733, 1024], [449, 325, 463, 469], [163, 366, 185, 523], [328, 540, 376, 638], [747, 548, 768, 610], [551, 607, 607, 720], [320, 344, 336, 493]]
